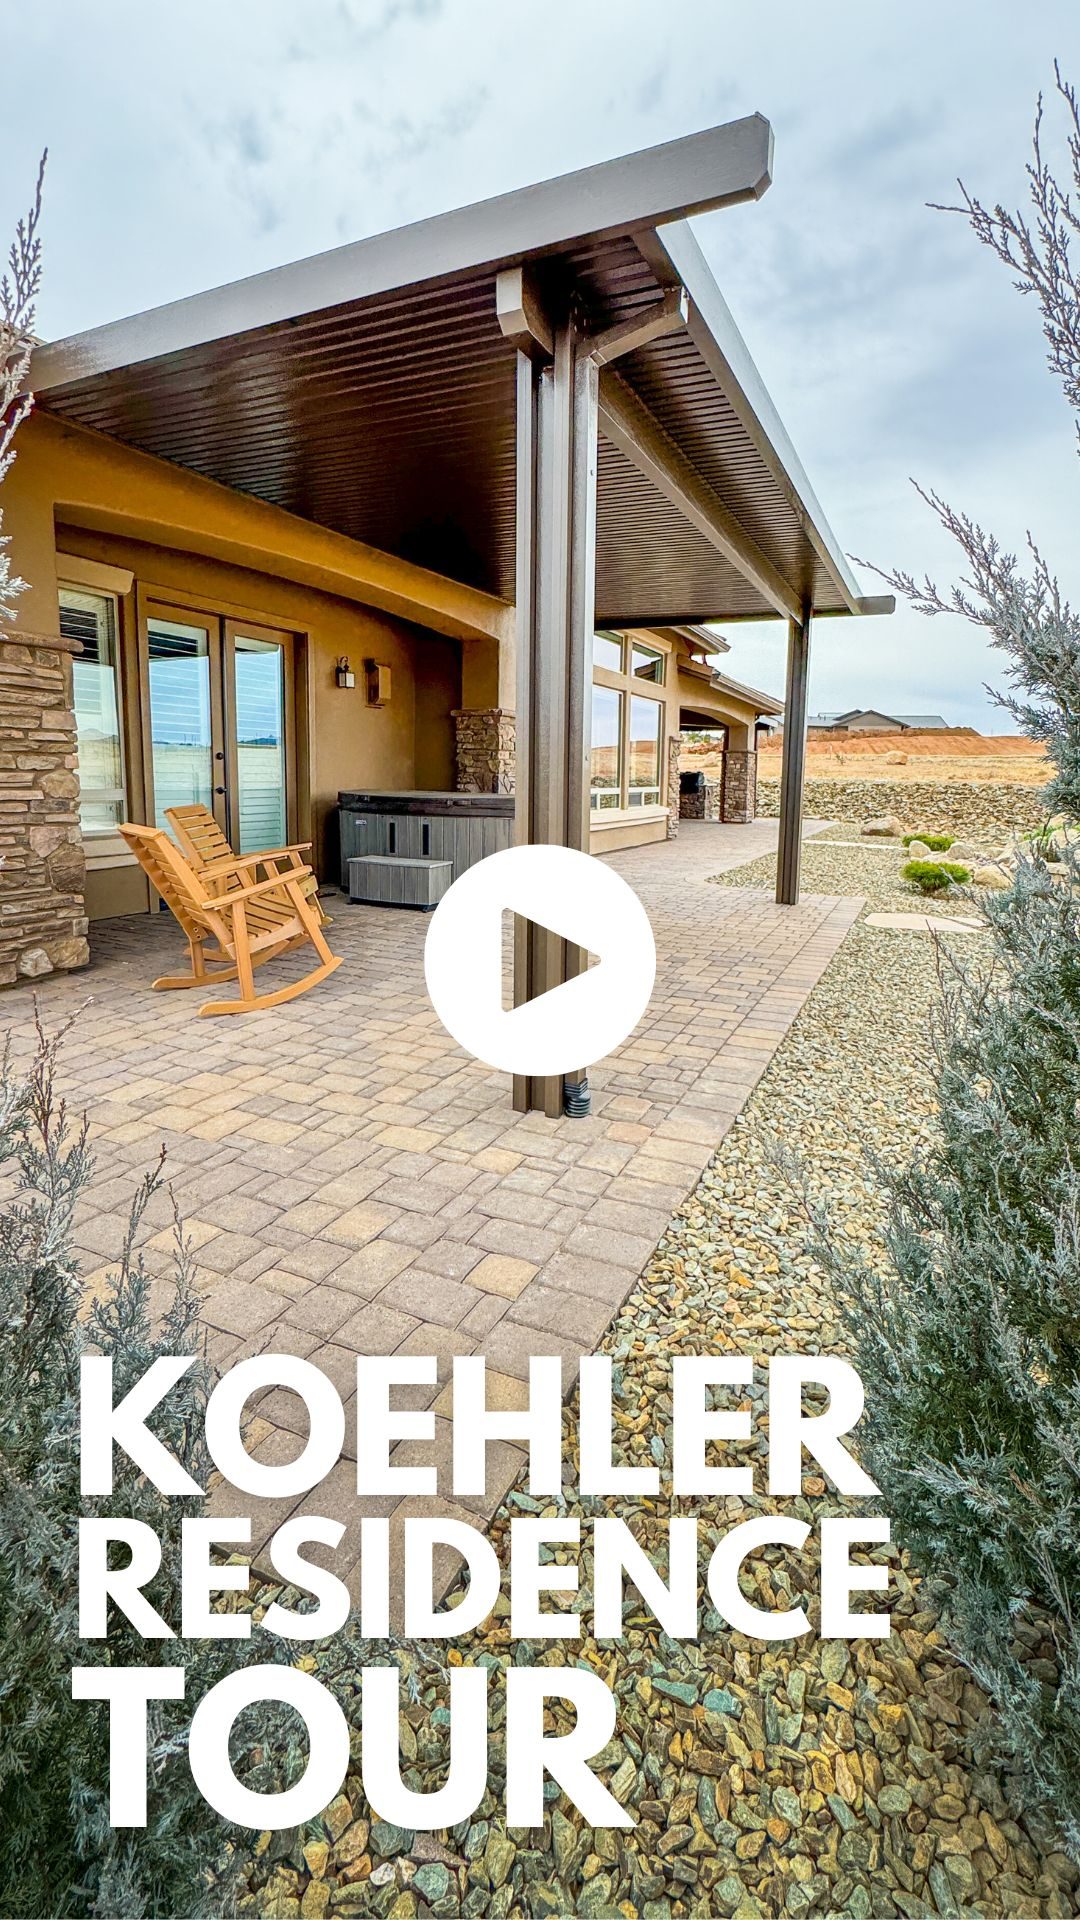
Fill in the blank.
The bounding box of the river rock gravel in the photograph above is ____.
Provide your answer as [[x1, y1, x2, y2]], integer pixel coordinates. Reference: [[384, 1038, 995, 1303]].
[[237, 837, 1074, 1920]]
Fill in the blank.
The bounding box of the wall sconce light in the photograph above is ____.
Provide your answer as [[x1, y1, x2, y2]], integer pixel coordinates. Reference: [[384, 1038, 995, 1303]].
[[335, 656, 355, 689], [364, 659, 391, 707]]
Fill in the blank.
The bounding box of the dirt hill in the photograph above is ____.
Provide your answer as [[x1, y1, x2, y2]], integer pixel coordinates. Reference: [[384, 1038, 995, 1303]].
[[683, 728, 1048, 788]]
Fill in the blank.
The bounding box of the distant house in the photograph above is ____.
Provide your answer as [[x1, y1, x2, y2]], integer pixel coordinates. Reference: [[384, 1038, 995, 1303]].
[[804, 708, 949, 734]]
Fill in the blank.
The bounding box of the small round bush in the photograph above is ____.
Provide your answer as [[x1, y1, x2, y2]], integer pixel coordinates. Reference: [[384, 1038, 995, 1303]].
[[902, 831, 954, 851], [902, 858, 972, 894]]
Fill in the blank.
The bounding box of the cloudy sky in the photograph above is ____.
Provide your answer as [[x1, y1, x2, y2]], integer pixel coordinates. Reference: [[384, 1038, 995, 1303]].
[[5, 1, 1077, 729]]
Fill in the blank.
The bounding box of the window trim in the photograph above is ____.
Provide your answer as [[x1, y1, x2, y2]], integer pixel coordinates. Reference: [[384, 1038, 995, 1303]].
[[630, 638, 666, 684], [60, 581, 130, 856], [590, 630, 670, 818], [589, 681, 624, 811], [627, 690, 664, 808]]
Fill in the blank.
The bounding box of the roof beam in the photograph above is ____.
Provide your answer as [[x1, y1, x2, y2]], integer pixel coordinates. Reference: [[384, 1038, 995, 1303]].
[[495, 265, 554, 361], [598, 370, 804, 625], [584, 288, 689, 366], [496, 277, 689, 369], [648, 221, 870, 617], [650, 598, 895, 623]]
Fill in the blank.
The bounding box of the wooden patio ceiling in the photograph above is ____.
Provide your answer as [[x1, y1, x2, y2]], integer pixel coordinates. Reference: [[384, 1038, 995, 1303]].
[[28, 117, 886, 630]]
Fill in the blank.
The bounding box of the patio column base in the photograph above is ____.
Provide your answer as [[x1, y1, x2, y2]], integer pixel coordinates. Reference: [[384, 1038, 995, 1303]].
[[722, 749, 758, 823]]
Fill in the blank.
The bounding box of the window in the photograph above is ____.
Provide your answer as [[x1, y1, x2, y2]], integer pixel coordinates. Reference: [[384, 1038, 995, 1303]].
[[631, 641, 664, 684], [592, 632, 623, 672], [590, 631, 668, 814], [60, 588, 126, 835], [628, 695, 663, 805], [590, 684, 623, 809]]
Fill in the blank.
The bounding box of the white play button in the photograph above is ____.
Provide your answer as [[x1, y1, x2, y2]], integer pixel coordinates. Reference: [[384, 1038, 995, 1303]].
[[423, 843, 656, 1076]]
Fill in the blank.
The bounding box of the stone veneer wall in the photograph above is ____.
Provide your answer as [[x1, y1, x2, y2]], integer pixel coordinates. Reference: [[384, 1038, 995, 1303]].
[[721, 748, 757, 824], [0, 626, 89, 985], [452, 708, 516, 794], [680, 777, 722, 821], [756, 775, 1047, 839]]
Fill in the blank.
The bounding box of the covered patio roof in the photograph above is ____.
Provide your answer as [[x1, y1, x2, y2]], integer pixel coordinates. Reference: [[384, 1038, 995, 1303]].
[[29, 117, 889, 631], [29, 117, 888, 1109]]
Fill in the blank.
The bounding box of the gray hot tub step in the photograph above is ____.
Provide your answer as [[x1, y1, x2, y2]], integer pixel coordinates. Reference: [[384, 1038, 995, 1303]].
[[347, 853, 452, 910]]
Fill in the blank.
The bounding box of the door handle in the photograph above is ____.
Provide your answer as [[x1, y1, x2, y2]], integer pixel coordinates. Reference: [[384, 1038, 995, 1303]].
[[214, 785, 226, 796]]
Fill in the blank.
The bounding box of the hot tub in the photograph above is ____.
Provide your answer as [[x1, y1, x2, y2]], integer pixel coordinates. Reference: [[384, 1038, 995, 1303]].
[[337, 790, 514, 888]]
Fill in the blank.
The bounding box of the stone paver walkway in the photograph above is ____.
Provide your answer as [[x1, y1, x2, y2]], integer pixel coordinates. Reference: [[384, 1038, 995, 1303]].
[[4, 820, 859, 1569]]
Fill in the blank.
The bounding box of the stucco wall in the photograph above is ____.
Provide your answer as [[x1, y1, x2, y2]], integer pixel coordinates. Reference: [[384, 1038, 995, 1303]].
[[589, 815, 668, 853], [57, 525, 461, 886], [2, 412, 479, 895]]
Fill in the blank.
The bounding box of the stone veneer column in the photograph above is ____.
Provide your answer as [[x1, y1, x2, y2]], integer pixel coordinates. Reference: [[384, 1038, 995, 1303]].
[[722, 749, 758, 824], [666, 733, 681, 839], [452, 708, 516, 794], [0, 626, 89, 985]]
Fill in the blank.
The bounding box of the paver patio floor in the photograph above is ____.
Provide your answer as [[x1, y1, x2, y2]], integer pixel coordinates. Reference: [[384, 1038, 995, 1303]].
[[4, 819, 860, 1573]]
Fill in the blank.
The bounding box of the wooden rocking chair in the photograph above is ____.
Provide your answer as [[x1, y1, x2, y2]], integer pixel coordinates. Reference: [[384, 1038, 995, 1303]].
[[165, 802, 329, 925], [118, 823, 342, 1016]]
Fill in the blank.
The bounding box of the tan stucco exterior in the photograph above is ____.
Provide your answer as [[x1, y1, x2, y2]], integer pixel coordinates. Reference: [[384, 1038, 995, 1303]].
[[0, 413, 779, 939], [4, 412, 514, 916], [674, 661, 760, 745], [7, 412, 513, 648]]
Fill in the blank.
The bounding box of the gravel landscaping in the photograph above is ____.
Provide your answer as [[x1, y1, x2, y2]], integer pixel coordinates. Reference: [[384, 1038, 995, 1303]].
[[239, 838, 1075, 1920]]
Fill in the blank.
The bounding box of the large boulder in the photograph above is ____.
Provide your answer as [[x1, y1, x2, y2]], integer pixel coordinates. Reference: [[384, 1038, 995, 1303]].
[[906, 838, 933, 859], [948, 841, 980, 865], [973, 864, 1011, 890], [863, 814, 906, 838]]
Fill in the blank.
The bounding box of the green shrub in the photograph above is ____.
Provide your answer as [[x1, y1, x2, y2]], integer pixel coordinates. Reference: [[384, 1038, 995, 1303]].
[[902, 858, 971, 893], [902, 832, 954, 851], [830, 69, 1080, 1860], [823, 854, 1080, 1855]]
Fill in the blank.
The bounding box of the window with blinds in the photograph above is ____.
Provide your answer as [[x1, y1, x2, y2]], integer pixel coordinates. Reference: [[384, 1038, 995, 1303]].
[[59, 587, 126, 834]]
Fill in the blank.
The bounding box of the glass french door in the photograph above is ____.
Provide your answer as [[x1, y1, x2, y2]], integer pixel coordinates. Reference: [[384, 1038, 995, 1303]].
[[146, 612, 220, 832], [229, 631, 288, 853], [146, 606, 292, 855]]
